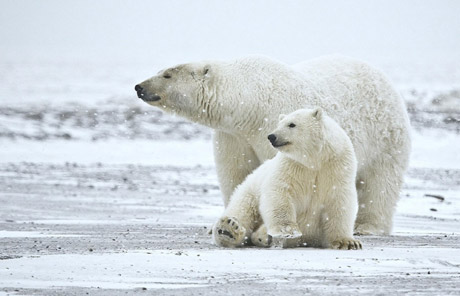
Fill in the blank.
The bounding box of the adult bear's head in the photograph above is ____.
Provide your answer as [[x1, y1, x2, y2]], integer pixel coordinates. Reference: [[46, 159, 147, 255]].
[[135, 56, 295, 130], [135, 62, 223, 126]]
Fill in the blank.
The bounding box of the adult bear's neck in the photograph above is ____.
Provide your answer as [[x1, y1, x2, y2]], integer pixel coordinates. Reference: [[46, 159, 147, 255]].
[[193, 71, 267, 133], [187, 58, 314, 133]]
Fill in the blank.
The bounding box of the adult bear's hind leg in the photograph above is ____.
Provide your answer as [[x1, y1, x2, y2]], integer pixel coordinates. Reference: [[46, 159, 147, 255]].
[[354, 158, 406, 235]]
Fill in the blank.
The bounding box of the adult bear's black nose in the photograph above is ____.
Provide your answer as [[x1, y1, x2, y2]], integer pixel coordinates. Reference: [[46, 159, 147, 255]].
[[135, 84, 143, 92], [267, 134, 277, 144], [135, 84, 161, 102], [135, 84, 144, 99]]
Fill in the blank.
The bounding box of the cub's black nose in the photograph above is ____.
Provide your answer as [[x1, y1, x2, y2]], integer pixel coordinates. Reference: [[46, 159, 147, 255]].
[[135, 85, 143, 92], [267, 134, 277, 144]]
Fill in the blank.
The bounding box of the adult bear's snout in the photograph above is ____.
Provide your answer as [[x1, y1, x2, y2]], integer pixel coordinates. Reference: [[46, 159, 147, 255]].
[[267, 134, 277, 144], [135, 84, 161, 102], [134, 84, 144, 98]]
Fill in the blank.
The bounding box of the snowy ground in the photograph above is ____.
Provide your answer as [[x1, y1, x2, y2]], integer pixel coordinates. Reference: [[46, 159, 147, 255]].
[[0, 59, 460, 295]]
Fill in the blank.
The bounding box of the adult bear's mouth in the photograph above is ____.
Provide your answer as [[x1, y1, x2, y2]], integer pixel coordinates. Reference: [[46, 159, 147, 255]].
[[143, 95, 161, 102], [272, 141, 290, 148]]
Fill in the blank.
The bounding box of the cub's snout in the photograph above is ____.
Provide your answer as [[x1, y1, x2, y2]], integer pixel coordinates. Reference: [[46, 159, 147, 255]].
[[267, 134, 277, 144], [268, 134, 290, 148]]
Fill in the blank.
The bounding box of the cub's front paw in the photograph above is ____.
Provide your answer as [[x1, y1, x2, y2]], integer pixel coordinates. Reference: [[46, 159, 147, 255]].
[[330, 238, 362, 250], [251, 224, 270, 247], [268, 225, 302, 248], [212, 217, 246, 248]]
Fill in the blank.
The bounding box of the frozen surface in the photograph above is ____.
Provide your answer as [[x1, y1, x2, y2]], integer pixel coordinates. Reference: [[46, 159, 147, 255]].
[[1, 1, 460, 294], [1, 123, 458, 169], [1, 64, 459, 295], [0, 160, 459, 295], [1, 247, 459, 293], [0, 139, 213, 166], [1, 104, 460, 296], [1, 64, 459, 296]]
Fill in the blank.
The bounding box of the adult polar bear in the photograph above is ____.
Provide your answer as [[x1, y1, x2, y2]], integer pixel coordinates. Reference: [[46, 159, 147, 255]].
[[135, 55, 411, 235]]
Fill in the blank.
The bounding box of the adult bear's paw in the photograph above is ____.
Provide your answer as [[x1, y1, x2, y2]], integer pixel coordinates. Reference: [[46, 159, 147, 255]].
[[354, 223, 384, 236], [331, 237, 362, 250]]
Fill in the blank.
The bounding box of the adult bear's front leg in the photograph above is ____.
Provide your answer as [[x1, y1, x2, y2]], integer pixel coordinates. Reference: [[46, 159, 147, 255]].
[[213, 131, 260, 206]]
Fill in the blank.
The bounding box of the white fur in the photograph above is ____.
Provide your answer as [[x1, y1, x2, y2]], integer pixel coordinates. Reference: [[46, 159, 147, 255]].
[[137, 55, 411, 235], [212, 108, 361, 249]]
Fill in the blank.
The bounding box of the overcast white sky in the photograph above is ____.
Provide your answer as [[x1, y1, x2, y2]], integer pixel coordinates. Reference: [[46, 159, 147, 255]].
[[1, 0, 459, 64]]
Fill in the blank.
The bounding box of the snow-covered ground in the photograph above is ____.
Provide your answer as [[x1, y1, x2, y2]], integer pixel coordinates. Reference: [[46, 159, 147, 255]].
[[0, 160, 459, 295], [0, 59, 459, 295], [1, 1, 460, 295]]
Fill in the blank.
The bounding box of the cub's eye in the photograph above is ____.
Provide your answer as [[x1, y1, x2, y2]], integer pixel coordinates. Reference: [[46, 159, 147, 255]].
[[288, 123, 296, 128], [204, 68, 209, 75], [163, 74, 171, 79]]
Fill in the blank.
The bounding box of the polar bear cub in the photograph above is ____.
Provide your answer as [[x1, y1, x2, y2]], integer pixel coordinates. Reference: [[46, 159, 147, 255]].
[[213, 107, 361, 249]]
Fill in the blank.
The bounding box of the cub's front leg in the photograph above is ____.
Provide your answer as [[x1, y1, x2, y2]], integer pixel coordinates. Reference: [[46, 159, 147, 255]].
[[319, 185, 362, 250], [213, 184, 261, 248], [259, 190, 302, 248], [212, 216, 247, 248]]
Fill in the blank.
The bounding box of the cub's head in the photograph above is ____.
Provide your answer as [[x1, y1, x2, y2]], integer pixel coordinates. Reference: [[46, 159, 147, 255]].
[[134, 62, 216, 121], [268, 107, 325, 165]]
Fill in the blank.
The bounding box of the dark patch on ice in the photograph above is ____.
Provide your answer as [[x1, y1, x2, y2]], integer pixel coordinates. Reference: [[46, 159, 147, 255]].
[[0, 255, 22, 260], [0, 103, 212, 141]]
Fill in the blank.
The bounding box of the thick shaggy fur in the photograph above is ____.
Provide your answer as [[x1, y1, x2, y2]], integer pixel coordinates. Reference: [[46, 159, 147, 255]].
[[136, 55, 411, 235], [212, 108, 361, 249]]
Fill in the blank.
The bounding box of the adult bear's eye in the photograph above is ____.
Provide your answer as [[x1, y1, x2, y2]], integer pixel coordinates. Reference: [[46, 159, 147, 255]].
[[163, 74, 172, 79], [288, 123, 296, 128]]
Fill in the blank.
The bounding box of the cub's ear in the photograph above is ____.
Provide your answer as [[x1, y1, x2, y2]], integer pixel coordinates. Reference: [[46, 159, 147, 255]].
[[279, 114, 286, 121], [312, 107, 323, 120]]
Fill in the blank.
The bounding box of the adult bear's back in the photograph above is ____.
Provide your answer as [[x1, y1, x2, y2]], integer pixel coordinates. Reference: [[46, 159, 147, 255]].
[[292, 55, 411, 169]]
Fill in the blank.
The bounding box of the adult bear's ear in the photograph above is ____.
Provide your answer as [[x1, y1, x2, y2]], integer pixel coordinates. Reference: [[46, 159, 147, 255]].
[[312, 107, 323, 120], [279, 114, 286, 121], [203, 65, 211, 78]]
